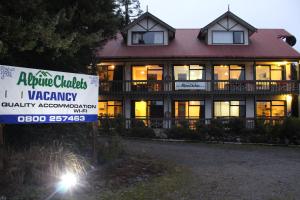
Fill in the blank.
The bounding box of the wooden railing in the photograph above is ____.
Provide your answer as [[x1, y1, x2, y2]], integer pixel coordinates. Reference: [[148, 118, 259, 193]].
[[99, 80, 299, 95]]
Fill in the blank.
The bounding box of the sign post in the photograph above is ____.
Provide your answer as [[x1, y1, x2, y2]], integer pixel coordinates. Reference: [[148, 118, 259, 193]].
[[0, 124, 4, 170]]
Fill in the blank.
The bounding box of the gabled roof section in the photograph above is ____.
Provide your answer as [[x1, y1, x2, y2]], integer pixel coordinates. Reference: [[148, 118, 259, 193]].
[[122, 12, 176, 39], [198, 11, 257, 39]]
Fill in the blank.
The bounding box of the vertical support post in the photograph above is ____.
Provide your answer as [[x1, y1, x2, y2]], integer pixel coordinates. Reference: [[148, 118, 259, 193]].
[[0, 124, 4, 170], [92, 122, 98, 165]]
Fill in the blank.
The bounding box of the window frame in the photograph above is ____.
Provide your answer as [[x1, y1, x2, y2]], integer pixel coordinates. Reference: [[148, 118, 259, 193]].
[[98, 101, 123, 117], [132, 100, 164, 119], [213, 65, 245, 81], [131, 65, 164, 81], [255, 65, 286, 81], [212, 31, 245, 44], [173, 65, 206, 81], [131, 31, 164, 45], [174, 100, 205, 119], [256, 100, 286, 118], [213, 100, 246, 118]]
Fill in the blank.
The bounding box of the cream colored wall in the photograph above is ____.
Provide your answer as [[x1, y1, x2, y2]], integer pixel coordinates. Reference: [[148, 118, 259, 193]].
[[127, 18, 169, 46], [207, 17, 249, 45]]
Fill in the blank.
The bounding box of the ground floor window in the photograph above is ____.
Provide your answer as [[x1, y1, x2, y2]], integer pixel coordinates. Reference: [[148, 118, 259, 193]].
[[98, 101, 122, 117], [132, 100, 164, 119], [214, 101, 246, 118], [256, 101, 286, 117], [174, 101, 205, 119]]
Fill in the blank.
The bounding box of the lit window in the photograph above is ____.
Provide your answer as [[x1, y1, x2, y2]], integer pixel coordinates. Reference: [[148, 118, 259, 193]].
[[214, 101, 245, 118], [132, 32, 164, 45], [133, 101, 164, 118], [214, 65, 244, 80], [98, 101, 122, 117], [175, 101, 205, 119], [174, 65, 205, 80], [256, 101, 285, 117], [256, 65, 285, 80]]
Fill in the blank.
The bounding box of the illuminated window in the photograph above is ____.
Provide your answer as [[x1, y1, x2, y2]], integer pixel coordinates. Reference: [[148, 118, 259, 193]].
[[132, 65, 163, 81], [214, 65, 244, 80], [256, 65, 285, 80], [98, 65, 123, 81], [256, 101, 285, 117], [133, 100, 164, 118], [175, 101, 205, 119], [174, 65, 205, 80], [214, 101, 245, 118], [98, 101, 122, 117], [132, 32, 164, 45]]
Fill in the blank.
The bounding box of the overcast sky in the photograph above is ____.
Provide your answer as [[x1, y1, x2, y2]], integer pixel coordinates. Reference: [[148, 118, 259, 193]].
[[139, 0, 300, 52]]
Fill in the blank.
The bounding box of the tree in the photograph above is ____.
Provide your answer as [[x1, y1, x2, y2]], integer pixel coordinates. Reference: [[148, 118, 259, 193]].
[[116, 0, 143, 27], [0, 0, 121, 73]]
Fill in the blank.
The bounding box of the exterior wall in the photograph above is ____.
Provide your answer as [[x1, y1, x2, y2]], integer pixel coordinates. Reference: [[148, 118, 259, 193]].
[[127, 18, 169, 46], [207, 17, 249, 45], [97, 59, 299, 128]]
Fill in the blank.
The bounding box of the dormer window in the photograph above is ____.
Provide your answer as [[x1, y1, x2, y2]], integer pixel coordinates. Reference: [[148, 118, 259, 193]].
[[132, 31, 164, 45], [212, 31, 244, 44]]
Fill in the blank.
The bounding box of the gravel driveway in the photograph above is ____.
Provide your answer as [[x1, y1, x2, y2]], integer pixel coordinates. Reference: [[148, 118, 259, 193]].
[[124, 140, 300, 200]]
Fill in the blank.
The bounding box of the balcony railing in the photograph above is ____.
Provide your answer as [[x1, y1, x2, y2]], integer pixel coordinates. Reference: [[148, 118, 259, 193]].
[[99, 80, 299, 95], [98, 117, 286, 130]]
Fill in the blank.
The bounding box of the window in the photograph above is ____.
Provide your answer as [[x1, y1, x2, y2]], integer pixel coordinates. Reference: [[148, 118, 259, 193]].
[[98, 65, 119, 81], [174, 65, 205, 80], [212, 31, 244, 44], [214, 101, 246, 118], [256, 65, 285, 80], [133, 100, 164, 118], [132, 32, 164, 45], [256, 101, 285, 117], [132, 65, 163, 81], [175, 101, 205, 119], [214, 65, 244, 80], [98, 101, 122, 117]]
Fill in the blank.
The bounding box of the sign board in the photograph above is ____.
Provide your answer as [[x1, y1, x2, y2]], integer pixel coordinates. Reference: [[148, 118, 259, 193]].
[[175, 82, 207, 90], [0, 65, 99, 124]]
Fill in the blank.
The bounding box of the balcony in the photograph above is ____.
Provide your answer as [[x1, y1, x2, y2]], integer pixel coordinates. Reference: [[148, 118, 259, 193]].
[[99, 80, 299, 96]]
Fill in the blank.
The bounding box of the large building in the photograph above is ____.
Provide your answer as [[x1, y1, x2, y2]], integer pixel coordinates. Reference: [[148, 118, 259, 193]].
[[95, 11, 300, 129]]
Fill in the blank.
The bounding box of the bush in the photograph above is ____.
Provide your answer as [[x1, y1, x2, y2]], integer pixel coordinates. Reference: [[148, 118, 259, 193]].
[[128, 127, 156, 138], [0, 143, 89, 198], [280, 117, 300, 144], [165, 126, 198, 140], [205, 119, 225, 142], [97, 135, 124, 164], [4, 123, 92, 153]]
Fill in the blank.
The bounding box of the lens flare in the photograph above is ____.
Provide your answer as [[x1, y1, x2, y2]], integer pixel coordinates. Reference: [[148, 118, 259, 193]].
[[57, 171, 78, 192]]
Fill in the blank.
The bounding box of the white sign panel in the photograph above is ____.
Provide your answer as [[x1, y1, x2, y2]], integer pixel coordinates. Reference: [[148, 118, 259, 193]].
[[0, 65, 99, 124], [175, 82, 207, 90]]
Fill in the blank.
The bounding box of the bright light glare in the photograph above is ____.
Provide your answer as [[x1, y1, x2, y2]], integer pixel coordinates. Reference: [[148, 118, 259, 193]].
[[58, 172, 78, 192]]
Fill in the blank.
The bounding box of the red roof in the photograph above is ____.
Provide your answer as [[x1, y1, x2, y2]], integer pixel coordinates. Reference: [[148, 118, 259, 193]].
[[96, 29, 300, 60]]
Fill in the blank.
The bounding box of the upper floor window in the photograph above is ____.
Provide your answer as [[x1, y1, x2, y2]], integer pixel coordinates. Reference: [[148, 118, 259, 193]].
[[256, 65, 285, 80], [212, 31, 244, 44], [132, 31, 164, 45], [174, 65, 205, 80]]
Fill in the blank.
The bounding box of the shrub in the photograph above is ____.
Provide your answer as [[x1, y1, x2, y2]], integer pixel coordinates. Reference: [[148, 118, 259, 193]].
[[280, 117, 300, 144], [0, 143, 89, 198], [206, 119, 225, 142], [4, 123, 92, 153], [97, 135, 124, 164], [128, 127, 156, 138], [165, 126, 198, 140]]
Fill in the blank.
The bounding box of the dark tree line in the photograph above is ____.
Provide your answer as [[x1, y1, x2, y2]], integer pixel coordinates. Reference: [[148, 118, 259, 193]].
[[0, 0, 142, 73]]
